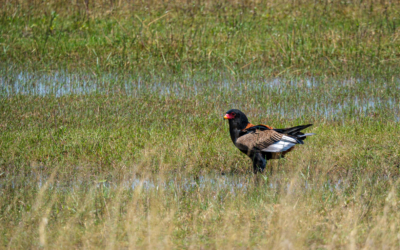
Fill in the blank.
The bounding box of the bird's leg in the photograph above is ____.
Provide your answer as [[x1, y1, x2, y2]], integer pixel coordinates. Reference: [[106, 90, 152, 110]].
[[252, 153, 266, 174], [268, 160, 273, 175]]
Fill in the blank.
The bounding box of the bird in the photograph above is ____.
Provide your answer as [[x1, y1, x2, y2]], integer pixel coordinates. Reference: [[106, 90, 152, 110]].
[[223, 109, 315, 173]]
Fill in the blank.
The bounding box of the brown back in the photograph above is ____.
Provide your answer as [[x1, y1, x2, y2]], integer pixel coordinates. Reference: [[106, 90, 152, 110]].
[[235, 129, 283, 152]]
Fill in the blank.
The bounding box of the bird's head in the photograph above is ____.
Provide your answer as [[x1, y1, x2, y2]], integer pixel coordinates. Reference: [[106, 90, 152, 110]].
[[224, 109, 249, 130]]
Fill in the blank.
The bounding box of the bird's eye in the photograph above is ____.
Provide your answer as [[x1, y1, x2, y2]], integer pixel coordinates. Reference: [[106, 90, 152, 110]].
[[230, 112, 236, 117]]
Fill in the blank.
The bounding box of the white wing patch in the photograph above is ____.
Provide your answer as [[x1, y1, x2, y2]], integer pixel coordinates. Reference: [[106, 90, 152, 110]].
[[281, 135, 298, 143], [261, 135, 298, 153], [262, 141, 296, 152]]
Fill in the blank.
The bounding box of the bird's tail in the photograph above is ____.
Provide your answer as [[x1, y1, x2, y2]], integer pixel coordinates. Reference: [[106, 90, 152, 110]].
[[273, 124, 312, 134], [273, 124, 314, 141], [297, 133, 316, 138]]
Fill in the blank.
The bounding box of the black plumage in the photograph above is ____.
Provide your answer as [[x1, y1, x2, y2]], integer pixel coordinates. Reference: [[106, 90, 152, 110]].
[[224, 109, 315, 173]]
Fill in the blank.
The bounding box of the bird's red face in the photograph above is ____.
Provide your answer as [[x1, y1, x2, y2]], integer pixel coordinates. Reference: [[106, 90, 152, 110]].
[[223, 112, 236, 120]]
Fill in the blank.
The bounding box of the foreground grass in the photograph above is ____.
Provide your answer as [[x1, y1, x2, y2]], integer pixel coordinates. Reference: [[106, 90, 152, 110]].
[[2, 0, 400, 248], [2, 169, 400, 249], [1, 89, 400, 248]]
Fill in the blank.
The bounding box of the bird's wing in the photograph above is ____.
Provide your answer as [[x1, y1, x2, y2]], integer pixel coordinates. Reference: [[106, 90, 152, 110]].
[[236, 129, 300, 153], [244, 124, 313, 135], [242, 124, 273, 132], [240, 124, 274, 137]]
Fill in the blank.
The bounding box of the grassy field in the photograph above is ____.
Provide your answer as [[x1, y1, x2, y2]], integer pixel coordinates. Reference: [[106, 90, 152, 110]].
[[2, 0, 400, 249], [2, 0, 400, 78]]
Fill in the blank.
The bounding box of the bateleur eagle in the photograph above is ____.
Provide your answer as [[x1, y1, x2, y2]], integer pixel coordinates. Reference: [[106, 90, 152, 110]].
[[224, 109, 315, 173]]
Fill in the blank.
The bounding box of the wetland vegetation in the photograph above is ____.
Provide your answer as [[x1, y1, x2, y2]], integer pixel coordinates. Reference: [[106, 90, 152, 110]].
[[1, 0, 400, 248]]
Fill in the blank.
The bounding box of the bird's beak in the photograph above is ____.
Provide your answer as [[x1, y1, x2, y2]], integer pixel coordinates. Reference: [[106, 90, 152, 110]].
[[224, 114, 234, 119]]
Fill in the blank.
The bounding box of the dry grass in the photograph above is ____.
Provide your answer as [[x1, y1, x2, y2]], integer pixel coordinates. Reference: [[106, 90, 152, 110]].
[[2, 0, 400, 248], [1, 92, 400, 249]]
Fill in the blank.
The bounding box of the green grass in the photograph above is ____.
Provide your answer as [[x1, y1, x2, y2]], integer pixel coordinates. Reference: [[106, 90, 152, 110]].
[[2, 0, 400, 249], [1, 80, 400, 248], [1, 0, 400, 79]]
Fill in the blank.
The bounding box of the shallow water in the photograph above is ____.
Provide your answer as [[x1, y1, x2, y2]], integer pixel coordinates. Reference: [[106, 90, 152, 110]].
[[1, 70, 399, 122], [0, 169, 347, 198], [0, 71, 396, 97]]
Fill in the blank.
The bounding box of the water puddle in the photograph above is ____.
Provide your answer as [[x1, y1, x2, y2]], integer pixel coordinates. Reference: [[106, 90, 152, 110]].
[[1, 70, 399, 121], [0, 170, 348, 198]]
